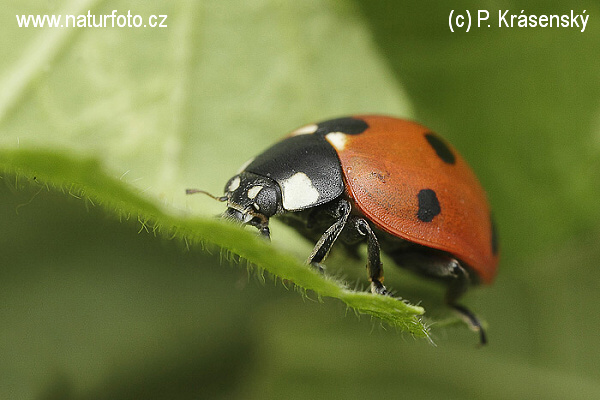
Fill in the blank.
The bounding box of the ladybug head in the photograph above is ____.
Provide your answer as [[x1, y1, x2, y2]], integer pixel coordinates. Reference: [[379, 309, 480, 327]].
[[220, 172, 281, 237], [186, 172, 282, 238], [222, 172, 282, 223]]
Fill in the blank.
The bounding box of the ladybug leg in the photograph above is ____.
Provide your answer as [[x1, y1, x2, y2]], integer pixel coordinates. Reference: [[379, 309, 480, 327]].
[[247, 217, 271, 240], [446, 262, 487, 345], [306, 199, 352, 271], [346, 218, 387, 295], [392, 252, 486, 344], [258, 225, 271, 240]]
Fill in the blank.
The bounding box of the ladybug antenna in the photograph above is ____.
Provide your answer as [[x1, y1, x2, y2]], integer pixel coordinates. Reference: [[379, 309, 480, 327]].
[[185, 189, 227, 202]]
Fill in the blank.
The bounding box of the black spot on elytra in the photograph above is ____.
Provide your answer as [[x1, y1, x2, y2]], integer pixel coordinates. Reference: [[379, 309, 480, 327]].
[[417, 189, 441, 222], [425, 133, 456, 164], [490, 215, 499, 255], [316, 117, 369, 135]]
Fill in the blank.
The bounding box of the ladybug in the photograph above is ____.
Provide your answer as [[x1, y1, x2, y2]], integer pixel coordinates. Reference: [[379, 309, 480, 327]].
[[188, 116, 498, 344]]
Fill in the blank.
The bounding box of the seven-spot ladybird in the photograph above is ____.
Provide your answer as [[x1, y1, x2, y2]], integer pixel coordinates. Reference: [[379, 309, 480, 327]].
[[188, 115, 499, 344]]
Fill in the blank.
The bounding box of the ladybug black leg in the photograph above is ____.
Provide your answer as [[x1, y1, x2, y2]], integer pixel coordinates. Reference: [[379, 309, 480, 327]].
[[347, 217, 387, 295], [391, 252, 486, 344], [247, 217, 271, 240], [258, 225, 271, 240], [446, 262, 487, 345], [306, 199, 352, 270]]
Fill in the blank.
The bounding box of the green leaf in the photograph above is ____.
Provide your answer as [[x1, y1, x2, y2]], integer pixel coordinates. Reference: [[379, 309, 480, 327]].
[[0, 0, 426, 338], [0, 148, 427, 337]]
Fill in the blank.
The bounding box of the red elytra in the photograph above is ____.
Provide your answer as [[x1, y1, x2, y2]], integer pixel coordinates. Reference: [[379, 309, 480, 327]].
[[333, 116, 498, 284]]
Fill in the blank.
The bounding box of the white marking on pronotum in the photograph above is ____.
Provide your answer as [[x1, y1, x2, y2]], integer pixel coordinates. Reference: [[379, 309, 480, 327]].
[[291, 123, 318, 136], [280, 172, 320, 211], [228, 176, 240, 192], [236, 157, 255, 173], [325, 132, 347, 151], [247, 185, 263, 199]]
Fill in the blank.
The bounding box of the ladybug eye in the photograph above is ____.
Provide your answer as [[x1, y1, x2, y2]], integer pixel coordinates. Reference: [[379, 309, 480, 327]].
[[253, 185, 279, 217]]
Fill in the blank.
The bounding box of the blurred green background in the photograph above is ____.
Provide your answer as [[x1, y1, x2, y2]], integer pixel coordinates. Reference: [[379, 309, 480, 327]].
[[2, 0, 600, 399]]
